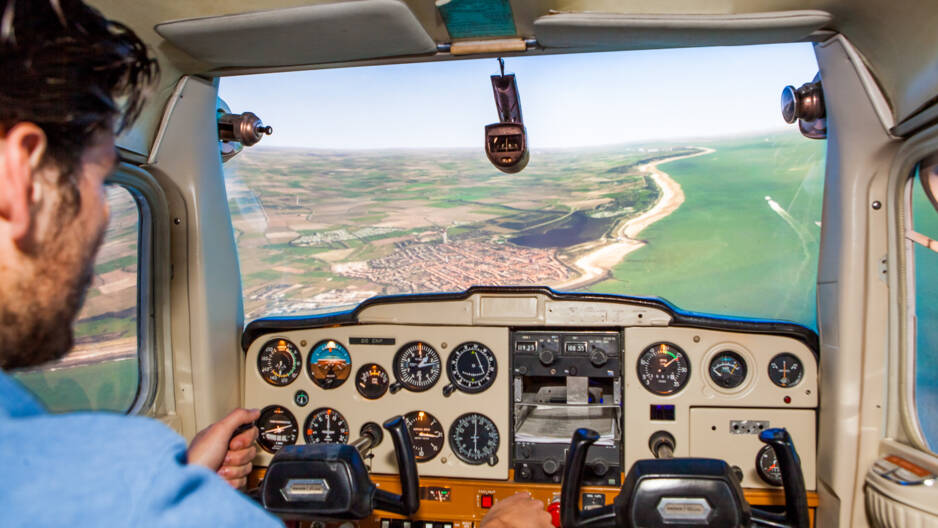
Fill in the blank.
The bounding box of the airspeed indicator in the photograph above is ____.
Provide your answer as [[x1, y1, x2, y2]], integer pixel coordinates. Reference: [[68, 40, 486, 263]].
[[257, 339, 302, 386]]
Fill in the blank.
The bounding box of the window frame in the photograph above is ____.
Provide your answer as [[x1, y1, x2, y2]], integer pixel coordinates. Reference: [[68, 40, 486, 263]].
[[900, 155, 938, 454], [107, 164, 161, 415]]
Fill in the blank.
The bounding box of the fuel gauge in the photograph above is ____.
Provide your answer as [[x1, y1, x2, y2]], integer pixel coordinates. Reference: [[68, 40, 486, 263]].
[[768, 353, 803, 388], [708, 351, 747, 389]]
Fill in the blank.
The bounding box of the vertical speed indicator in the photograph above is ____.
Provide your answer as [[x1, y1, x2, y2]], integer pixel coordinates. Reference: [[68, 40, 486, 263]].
[[404, 410, 445, 462]]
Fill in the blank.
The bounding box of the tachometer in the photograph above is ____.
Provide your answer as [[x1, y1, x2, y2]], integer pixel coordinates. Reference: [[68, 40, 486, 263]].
[[307, 339, 352, 389], [768, 353, 803, 388], [446, 342, 497, 394], [403, 410, 444, 462], [257, 338, 302, 386], [393, 341, 442, 392], [449, 412, 499, 466], [356, 363, 389, 399], [637, 342, 690, 395], [304, 407, 350, 444], [708, 351, 748, 389], [257, 405, 298, 453]]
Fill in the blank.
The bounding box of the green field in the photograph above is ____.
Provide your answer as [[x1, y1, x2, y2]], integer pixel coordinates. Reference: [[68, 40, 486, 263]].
[[590, 133, 825, 327], [13, 358, 139, 413]]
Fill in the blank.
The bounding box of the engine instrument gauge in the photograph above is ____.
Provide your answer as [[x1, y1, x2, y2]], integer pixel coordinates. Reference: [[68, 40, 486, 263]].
[[257, 338, 302, 386], [448, 412, 500, 466], [304, 407, 350, 444], [403, 410, 444, 462], [446, 342, 497, 394], [356, 363, 389, 399], [393, 342, 442, 392], [307, 339, 352, 389], [756, 444, 783, 486], [768, 353, 803, 388], [257, 405, 298, 453], [637, 342, 691, 395], [708, 351, 748, 389]]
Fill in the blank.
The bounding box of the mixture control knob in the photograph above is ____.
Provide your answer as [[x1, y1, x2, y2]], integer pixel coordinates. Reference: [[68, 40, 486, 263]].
[[538, 349, 556, 366], [589, 349, 607, 367], [542, 457, 561, 475], [649, 430, 676, 459], [589, 459, 609, 476]]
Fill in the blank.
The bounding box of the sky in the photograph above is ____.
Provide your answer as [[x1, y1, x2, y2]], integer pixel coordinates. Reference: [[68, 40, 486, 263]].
[[219, 43, 819, 150]]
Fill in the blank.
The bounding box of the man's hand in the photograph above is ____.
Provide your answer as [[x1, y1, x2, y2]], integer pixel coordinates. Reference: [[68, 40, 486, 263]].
[[187, 408, 260, 489], [480, 492, 554, 528]]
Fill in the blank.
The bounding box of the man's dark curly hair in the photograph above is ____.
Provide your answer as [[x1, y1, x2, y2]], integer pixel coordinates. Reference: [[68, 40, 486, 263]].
[[0, 0, 158, 182]]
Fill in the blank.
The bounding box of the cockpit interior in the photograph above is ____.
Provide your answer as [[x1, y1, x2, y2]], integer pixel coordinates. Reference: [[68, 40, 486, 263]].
[[11, 1, 938, 527]]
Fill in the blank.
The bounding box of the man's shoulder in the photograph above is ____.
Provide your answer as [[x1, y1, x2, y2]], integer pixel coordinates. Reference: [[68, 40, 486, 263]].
[[1, 411, 185, 462], [0, 412, 280, 526]]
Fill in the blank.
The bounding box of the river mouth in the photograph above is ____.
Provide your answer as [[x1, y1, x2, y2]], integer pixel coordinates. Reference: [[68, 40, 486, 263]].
[[509, 211, 615, 248]]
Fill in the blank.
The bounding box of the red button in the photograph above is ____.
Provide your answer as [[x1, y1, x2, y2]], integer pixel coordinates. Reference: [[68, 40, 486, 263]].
[[480, 494, 494, 508], [547, 500, 561, 528]]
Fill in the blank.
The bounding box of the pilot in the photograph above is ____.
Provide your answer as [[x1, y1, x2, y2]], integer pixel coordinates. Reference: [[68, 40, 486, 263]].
[[0, 2, 553, 527]]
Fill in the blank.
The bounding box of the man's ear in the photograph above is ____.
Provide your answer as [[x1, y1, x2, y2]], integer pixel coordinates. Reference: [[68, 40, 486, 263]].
[[0, 123, 48, 244]]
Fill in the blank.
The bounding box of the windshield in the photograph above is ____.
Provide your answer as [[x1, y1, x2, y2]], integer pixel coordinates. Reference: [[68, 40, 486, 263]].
[[222, 44, 825, 329]]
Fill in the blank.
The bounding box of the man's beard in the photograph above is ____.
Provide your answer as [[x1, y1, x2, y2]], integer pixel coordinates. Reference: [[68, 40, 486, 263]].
[[0, 206, 105, 370]]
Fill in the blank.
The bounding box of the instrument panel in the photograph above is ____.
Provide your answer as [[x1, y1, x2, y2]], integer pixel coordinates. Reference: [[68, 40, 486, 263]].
[[244, 325, 511, 479], [243, 289, 818, 494]]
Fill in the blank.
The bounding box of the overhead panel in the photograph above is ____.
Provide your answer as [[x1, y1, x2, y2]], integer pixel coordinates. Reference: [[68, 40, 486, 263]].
[[154, 0, 437, 68], [533, 10, 833, 51]]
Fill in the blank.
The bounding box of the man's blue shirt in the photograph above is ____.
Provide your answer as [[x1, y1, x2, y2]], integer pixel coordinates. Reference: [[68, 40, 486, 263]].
[[0, 369, 282, 527]]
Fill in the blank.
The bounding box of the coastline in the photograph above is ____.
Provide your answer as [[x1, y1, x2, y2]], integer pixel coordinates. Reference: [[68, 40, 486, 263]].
[[552, 147, 716, 290]]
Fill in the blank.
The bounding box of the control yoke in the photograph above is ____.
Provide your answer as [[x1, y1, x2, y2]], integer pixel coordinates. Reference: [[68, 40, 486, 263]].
[[259, 416, 419, 521], [561, 427, 810, 528], [561, 429, 617, 528], [374, 416, 420, 516]]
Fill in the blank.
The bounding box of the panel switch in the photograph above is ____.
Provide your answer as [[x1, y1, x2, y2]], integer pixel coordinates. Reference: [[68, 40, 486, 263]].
[[480, 494, 494, 509]]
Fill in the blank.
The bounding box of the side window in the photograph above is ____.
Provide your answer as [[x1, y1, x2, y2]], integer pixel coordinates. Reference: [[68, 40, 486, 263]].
[[12, 185, 141, 412], [909, 161, 938, 450]]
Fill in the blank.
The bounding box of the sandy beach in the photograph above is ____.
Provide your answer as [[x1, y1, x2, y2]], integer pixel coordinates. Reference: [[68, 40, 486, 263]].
[[552, 147, 716, 290]]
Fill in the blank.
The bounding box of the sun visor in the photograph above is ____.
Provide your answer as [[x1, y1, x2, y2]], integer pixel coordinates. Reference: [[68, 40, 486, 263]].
[[533, 10, 832, 50], [154, 0, 437, 68]]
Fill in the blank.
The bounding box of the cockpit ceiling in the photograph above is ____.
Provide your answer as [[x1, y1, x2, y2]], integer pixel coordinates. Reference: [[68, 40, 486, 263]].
[[89, 0, 938, 127]]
